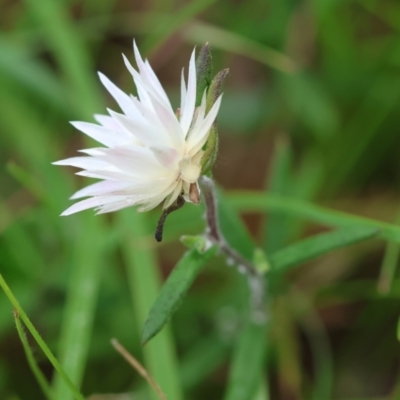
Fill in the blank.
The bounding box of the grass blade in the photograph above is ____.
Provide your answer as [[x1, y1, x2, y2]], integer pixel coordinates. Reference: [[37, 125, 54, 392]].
[[22, 0, 102, 118], [228, 192, 400, 242], [269, 226, 379, 273], [0, 274, 85, 400], [142, 246, 217, 345], [52, 219, 106, 400], [14, 311, 53, 400], [224, 320, 268, 400], [263, 137, 293, 253]]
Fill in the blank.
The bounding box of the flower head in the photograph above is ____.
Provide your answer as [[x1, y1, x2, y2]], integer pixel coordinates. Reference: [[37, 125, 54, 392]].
[[54, 41, 222, 216]]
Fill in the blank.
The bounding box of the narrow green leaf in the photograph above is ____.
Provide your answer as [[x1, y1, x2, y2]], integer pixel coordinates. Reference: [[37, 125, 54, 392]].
[[263, 137, 293, 253], [22, 0, 102, 119], [180, 333, 230, 391], [186, 22, 297, 73], [224, 320, 267, 400], [397, 314, 400, 341], [14, 312, 54, 400], [142, 246, 217, 345], [269, 226, 379, 273], [228, 192, 400, 242], [0, 275, 85, 400], [142, 0, 216, 54]]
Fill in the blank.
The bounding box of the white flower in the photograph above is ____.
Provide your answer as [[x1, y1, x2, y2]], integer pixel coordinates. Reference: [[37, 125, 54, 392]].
[[54, 41, 222, 216]]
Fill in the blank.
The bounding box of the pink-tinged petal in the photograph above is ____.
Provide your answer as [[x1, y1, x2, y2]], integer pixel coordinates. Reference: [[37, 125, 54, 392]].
[[150, 146, 180, 170], [70, 121, 131, 148], [180, 49, 197, 137], [61, 195, 127, 216], [188, 95, 222, 156], [98, 73, 139, 118], [71, 180, 134, 199], [53, 156, 111, 170]]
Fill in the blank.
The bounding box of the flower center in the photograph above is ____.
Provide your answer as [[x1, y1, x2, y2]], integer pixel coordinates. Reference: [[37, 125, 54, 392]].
[[179, 157, 201, 183]]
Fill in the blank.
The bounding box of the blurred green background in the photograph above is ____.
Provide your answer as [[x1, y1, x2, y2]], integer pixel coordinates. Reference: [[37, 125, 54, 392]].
[[1, 0, 400, 399]]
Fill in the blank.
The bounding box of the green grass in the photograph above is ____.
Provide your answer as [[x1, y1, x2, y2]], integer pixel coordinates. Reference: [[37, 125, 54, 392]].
[[1, 0, 400, 399]]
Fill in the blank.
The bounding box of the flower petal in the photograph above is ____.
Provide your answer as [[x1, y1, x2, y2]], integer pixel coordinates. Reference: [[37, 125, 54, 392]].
[[70, 180, 134, 199], [70, 121, 132, 147], [180, 49, 196, 136], [98, 72, 139, 118], [53, 157, 111, 170], [61, 195, 128, 216], [188, 95, 222, 156]]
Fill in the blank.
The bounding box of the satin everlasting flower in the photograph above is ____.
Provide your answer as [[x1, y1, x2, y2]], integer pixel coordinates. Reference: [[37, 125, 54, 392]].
[[54, 42, 222, 216]]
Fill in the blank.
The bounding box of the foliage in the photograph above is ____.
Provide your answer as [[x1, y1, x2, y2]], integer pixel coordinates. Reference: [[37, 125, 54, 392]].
[[1, 0, 400, 399]]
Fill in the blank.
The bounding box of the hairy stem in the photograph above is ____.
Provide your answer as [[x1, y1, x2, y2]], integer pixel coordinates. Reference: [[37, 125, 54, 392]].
[[199, 176, 266, 323]]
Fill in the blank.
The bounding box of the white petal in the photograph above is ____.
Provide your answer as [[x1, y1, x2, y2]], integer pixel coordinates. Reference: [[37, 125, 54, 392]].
[[79, 148, 107, 156], [71, 180, 134, 199], [98, 72, 139, 117], [188, 95, 222, 156], [180, 49, 197, 136], [61, 196, 127, 216], [94, 114, 124, 131], [122, 54, 155, 111], [180, 69, 186, 118], [136, 181, 177, 212], [95, 200, 135, 214], [76, 169, 138, 181], [146, 91, 184, 147], [163, 180, 182, 208], [186, 90, 206, 142], [98, 145, 169, 177], [133, 40, 173, 110], [53, 157, 111, 170], [70, 121, 131, 148], [108, 110, 171, 148]]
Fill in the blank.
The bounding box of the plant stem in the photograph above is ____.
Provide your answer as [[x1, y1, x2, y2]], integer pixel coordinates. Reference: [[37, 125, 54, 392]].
[[199, 176, 266, 323]]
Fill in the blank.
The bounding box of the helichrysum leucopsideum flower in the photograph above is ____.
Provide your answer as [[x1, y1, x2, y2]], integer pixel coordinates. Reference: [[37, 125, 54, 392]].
[[54, 41, 222, 216]]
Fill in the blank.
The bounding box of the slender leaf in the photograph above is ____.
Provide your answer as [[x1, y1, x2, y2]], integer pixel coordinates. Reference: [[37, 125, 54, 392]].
[[269, 226, 379, 273], [264, 137, 293, 253], [180, 333, 230, 391], [228, 192, 400, 242], [22, 0, 102, 118], [142, 246, 217, 345], [224, 320, 268, 400], [142, 0, 216, 54], [0, 275, 85, 400], [14, 312, 54, 400]]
